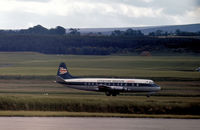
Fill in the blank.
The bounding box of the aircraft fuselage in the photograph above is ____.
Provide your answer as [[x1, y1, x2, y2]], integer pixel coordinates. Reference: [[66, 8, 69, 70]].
[[56, 77, 161, 96]]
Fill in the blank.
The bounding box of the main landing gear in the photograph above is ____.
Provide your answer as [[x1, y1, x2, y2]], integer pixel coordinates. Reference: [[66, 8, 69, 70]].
[[146, 92, 155, 98], [105, 91, 119, 96]]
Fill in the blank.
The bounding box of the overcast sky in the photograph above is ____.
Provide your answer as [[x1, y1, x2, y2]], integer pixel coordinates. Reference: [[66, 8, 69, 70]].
[[0, 0, 199, 29]]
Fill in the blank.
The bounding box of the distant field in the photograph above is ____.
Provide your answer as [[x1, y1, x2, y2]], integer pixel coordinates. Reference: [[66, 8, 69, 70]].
[[0, 52, 199, 80], [0, 52, 199, 117]]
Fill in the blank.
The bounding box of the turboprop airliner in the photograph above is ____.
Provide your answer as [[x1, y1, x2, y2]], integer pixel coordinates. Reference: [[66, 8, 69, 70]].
[[56, 63, 161, 96]]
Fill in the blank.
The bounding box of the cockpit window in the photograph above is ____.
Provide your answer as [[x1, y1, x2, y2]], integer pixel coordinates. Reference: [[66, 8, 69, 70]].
[[151, 84, 159, 87]]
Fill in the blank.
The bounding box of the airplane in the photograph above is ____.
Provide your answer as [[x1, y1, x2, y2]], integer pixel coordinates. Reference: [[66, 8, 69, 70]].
[[56, 62, 161, 96]]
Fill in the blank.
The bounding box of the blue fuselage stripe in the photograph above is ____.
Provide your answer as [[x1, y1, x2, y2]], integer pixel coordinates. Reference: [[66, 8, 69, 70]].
[[62, 81, 159, 87]]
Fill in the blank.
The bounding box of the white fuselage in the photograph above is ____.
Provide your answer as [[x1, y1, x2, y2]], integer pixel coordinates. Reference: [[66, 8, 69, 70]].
[[61, 78, 161, 92]]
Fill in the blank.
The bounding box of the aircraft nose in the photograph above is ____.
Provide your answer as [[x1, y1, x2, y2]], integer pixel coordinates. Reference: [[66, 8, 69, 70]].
[[157, 86, 161, 91], [153, 84, 161, 91], [153, 85, 161, 92]]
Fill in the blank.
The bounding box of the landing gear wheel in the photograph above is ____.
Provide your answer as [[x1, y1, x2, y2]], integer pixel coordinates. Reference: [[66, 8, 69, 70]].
[[146, 95, 150, 98], [105, 91, 111, 96], [112, 92, 117, 96]]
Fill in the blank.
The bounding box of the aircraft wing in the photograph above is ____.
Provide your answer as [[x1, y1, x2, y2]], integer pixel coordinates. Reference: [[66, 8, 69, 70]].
[[98, 85, 124, 91]]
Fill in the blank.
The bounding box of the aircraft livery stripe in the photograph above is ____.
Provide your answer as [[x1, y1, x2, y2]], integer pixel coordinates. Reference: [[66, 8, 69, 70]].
[[61, 81, 158, 87]]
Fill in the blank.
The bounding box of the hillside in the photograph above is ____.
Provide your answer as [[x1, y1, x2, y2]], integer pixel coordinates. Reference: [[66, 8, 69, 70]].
[[141, 23, 200, 35], [77, 23, 200, 35]]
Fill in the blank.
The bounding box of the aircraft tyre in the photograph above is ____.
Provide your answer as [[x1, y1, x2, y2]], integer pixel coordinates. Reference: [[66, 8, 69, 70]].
[[146, 94, 151, 98], [112, 92, 117, 96], [105, 91, 111, 96], [105, 91, 119, 96]]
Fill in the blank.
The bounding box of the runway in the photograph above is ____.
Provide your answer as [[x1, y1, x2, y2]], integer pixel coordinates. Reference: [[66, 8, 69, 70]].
[[0, 117, 199, 130]]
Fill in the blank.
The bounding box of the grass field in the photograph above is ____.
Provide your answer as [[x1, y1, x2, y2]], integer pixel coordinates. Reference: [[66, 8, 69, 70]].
[[0, 52, 199, 80], [0, 52, 199, 117]]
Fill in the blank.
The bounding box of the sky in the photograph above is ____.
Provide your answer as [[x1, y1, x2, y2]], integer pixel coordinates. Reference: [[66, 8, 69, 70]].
[[0, 0, 199, 29]]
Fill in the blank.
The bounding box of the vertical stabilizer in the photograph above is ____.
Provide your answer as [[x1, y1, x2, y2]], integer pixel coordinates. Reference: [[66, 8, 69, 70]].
[[57, 62, 73, 80]]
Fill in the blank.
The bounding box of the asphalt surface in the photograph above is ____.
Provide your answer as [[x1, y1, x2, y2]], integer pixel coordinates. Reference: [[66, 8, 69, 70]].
[[0, 117, 199, 130]]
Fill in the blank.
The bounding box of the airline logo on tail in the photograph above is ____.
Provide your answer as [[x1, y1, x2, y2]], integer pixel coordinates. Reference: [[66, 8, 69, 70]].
[[59, 67, 68, 74]]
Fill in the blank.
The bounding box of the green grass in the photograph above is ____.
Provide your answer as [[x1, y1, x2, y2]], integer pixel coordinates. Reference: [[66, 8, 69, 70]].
[[0, 52, 199, 80], [0, 52, 199, 117], [0, 94, 199, 115]]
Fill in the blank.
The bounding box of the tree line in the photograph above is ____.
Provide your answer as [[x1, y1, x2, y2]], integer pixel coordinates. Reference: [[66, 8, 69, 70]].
[[0, 34, 199, 55], [0, 25, 199, 55], [0, 25, 66, 35], [1, 25, 200, 36]]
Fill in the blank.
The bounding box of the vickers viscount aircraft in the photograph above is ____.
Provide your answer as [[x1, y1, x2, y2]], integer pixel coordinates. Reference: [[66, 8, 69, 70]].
[[56, 63, 161, 96]]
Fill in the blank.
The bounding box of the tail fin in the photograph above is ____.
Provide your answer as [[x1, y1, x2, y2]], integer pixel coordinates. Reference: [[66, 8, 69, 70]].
[[56, 62, 73, 80]]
